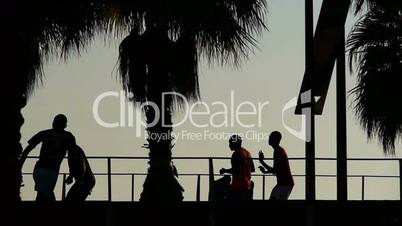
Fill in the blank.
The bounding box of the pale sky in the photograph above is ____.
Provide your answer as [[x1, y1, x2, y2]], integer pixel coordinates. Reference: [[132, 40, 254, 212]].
[[20, 0, 401, 201]]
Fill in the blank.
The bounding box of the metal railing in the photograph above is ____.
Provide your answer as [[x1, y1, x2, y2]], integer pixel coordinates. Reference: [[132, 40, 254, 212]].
[[21, 156, 402, 201]]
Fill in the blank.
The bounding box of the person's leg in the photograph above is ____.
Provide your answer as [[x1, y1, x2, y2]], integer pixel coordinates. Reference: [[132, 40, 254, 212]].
[[246, 181, 254, 200], [66, 184, 92, 202], [35, 192, 45, 202], [281, 186, 293, 200], [227, 190, 245, 201], [50, 191, 56, 202], [227, 189, 236, 200], [33, 166, 58, 202], [36, 191, 55, 202], [77, 185, 91, 201], [271, 185, 293, 200], [81, 188, 91, 201], [269, 185, 281, 200], [65, 183, 80, 202]]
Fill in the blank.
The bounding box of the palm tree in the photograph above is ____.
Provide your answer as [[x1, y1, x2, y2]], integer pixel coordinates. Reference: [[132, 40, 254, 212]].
[[117, 0, 267, 202], [5, 1, 267, 203], [347, 0, 402, 154], [4, 2, 119, 203]]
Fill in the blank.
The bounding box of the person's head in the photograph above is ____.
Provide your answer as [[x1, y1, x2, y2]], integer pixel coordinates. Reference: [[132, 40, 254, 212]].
[[229, 134, 242, 151], [269, 131, 282, 147], [52, 114, 67, 130]]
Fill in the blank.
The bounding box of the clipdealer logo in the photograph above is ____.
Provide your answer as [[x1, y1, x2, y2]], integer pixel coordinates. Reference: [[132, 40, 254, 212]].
[[92, 90, 313, 141]]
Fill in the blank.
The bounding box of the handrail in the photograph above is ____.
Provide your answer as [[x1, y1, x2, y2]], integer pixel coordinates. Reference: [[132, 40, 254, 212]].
[[20, 173, 401, 178], [25, 156, 402, 160], [20, 156, 402, 202]]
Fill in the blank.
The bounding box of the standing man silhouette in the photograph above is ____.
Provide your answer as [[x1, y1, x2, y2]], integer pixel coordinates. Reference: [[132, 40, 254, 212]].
[[259, 131, 294, 200], [220, 134, 255, 200], [19, 114, 76, 202]]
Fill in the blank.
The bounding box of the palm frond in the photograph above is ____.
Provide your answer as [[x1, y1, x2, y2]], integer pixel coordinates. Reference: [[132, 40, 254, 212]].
[[11, 0, 268, 106], [347, 4, 402, 154], [353, 0, 402, 14], [186, 0, 268, 66], [118, 30, 148, 104], [117, 0, 267, 109], [171, 34, 200, 104]]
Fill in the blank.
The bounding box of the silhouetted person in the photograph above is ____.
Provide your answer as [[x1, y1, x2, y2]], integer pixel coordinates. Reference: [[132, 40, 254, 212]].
[[220, 135, 255, 200], [214, 175, 231, 201], [259, 131, 294, 200], [19, 114, 76, 202], [65, 145, 95, 202]]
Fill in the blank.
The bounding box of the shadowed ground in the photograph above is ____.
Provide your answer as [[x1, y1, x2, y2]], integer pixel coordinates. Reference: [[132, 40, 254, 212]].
[[14, 201, 401, 226]]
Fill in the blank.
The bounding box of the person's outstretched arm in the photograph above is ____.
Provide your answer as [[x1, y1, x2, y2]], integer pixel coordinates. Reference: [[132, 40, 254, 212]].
[[19, 143, 36, 168], [18, 131, 44, 168]]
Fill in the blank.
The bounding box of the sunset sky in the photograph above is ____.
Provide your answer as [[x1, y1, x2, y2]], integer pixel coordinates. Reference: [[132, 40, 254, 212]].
[[20, 0, 401, 201]]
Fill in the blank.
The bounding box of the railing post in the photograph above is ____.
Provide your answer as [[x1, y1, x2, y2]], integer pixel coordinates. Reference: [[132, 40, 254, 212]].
[[262, 175, 266, 200], [305, 0, 316, 202], [131, 174, 135, 202], [336, 21, 348, 201], [399, 160, 402, 201], [62, 173, 66, 201], [196, 175, 201, 202], [107, 157, 112, 202], [208, 158, 215, 202], [361, 176, 365, 201]]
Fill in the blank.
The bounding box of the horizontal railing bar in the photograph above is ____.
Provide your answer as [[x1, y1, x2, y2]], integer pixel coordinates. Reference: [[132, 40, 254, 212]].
[[20, 173, 400, 178], [24, 156, 402, 161]]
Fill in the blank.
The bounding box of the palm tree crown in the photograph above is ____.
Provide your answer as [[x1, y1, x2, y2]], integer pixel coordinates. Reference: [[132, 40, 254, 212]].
[[117, 0, 267, 107], [348, 0, 402, 153]]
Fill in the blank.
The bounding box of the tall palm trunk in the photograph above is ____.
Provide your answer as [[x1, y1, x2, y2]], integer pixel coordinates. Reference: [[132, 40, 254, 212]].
[[4, 92, 26, 203], [140, 96, 183, 202], [4, 28, 29, 204], [139, 34, 184, 202]]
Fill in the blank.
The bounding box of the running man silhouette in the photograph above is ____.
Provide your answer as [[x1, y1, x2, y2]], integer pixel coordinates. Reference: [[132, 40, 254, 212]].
[[19, 114, 76, 202], [258, 131, 294, 200], [220, 134, 255, 200]]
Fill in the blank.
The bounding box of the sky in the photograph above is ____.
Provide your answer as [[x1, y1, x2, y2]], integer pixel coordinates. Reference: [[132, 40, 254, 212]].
[[20, 0, 401, 201]]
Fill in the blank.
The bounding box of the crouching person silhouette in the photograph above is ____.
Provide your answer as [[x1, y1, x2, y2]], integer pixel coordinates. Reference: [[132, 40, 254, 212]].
[[65, 145, 95, 202], [214, 175, 231, 201]]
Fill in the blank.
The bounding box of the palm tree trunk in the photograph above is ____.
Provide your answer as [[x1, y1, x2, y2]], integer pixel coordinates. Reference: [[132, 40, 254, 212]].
[[140, 94, 184, 202], [4, 93, 26, 204], [4, 28, 27, 204], [3, 84, 26, 205]]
